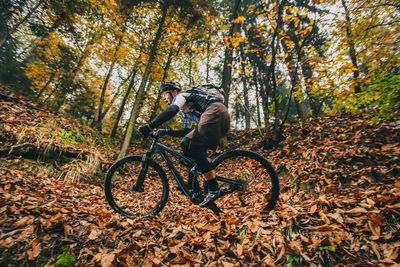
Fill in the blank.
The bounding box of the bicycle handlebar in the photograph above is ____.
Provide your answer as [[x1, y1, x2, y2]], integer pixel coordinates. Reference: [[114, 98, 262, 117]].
[[147, 129, 168, 139]]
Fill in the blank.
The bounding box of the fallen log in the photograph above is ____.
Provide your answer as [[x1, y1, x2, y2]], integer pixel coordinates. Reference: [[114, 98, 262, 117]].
[[0, 142, 89, 160]]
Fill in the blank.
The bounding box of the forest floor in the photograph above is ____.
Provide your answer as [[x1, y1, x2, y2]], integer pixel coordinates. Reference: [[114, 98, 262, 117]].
[[0, 84, 399, 266]]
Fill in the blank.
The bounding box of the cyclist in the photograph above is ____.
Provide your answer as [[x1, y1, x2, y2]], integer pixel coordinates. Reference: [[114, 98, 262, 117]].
[[139, 81, 230, 207]]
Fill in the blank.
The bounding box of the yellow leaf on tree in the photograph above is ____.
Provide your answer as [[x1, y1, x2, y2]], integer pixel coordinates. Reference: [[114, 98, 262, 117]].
[[232, 16, 245, 23]]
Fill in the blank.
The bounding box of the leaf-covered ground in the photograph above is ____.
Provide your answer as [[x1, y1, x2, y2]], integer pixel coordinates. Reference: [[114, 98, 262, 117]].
[[0, 85, 399, 266]]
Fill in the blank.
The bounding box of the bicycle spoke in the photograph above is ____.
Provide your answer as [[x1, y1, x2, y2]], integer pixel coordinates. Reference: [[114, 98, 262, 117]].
[[105, 156, 169, 217], [212, 150, 279, 216]]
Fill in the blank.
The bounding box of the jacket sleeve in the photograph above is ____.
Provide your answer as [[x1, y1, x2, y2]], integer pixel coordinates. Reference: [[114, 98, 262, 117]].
[[148, 104, 179, 129], [167, 128, 191, 137]]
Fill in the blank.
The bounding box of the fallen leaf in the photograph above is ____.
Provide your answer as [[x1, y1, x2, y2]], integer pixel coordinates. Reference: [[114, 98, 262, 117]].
[[101, 253, 115, 267], [275, 244, 285, 263], [310, 204, 318, 214], [345, 207, 369, 215], [196, 223, 220, 232], [221, 260, 235, 267], [386, 203, 400, 210], [308, 224, 340, 231], [13, 216, 33, 228], [27, 238, 41, 260], [370, 241, 381, 259], [237, 244, 243, 256], [368, 220, 380, 237], [87, 230, 100, 241]]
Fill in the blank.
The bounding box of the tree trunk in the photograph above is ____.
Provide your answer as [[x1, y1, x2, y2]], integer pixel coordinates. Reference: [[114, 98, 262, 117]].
[[280, 37, 309, 118], [341, 0, 361, 94], [206, 40, 210, 83], [0, 0, 45, 47], [262, 0, 289, 143], [93, 24, 127, 131], [149, 48, 176, 121], [255, 66, 268, 128], [253, 69, 262, 127], [300, 57, 323, 116], [239, 42, 250, 129], [272, 53, 279, 131], [72, 31, 103, 79], [110, 68, 138, 138], [234, 103, 239, 129], [221, 0, 242, 106], [42, 86, 57, 105], [149, 25, 189, 121], [36, 73, 55, 100], [188, 52, 193, 86], [278, 74, 295, 138], [269, 0, 285, 129], [118, 4, 168, 159]]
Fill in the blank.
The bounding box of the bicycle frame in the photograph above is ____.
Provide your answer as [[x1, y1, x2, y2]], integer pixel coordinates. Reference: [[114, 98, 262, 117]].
[[136, 138, 199, 202], [134, 135, 242, 206], [106, 131, 279, 216]]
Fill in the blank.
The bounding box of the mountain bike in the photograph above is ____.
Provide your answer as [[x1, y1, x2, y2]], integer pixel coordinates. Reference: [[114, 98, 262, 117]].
[[104, 130, 279, 217]]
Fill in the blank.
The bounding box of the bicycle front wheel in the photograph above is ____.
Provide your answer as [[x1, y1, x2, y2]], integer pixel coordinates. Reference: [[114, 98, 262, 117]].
[[213, 150, 279, 215], [104, 155, 169, 217]]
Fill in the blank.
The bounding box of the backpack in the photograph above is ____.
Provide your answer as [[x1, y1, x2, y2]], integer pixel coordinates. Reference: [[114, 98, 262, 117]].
[[186, 84, 225, 102]]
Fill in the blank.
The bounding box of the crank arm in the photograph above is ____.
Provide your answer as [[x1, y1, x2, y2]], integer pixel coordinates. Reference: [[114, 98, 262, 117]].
[[208, 202, 223, 215]]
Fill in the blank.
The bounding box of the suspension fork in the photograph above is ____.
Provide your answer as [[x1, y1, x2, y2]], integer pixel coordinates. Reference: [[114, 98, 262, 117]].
[[132, 148, 154, 192]]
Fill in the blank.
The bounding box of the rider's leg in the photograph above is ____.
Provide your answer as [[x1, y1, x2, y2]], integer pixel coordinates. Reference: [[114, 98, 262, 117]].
[[182, 138, 221, 206], [181, 137, 219, 191], [199, 165, 221, 207], [182, 102, 230, 206], [202, 169, 218, 191]]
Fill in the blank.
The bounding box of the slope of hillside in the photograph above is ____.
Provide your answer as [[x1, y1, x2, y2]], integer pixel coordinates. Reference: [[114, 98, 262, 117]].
[[1, 85, 399, 266]]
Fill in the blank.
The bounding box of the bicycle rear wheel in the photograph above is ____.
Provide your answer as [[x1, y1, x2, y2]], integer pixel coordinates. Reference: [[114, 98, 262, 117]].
[[213, 150, 279, 215], [104, 155, 169, 217]]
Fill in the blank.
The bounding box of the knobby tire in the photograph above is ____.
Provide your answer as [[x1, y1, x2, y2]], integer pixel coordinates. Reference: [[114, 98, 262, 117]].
[[104, 155, 169, 217], [212, 150, 279, 215]]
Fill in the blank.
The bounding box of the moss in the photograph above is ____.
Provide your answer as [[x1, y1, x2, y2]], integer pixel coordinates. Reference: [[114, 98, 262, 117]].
[[55, 252, 76, 267]]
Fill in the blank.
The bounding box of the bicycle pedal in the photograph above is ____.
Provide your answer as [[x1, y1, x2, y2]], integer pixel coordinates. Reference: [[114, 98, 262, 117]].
[[191, 194, 204, 205]]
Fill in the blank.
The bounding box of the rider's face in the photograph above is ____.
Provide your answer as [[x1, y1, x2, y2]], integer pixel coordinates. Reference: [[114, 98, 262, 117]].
[[162, 91, 174, 105]]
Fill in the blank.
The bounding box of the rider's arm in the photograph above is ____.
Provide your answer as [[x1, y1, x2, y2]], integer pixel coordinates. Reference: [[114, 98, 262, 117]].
[[166, 112, 194, 137], [148, 104, 180, 129], [148, 94, 187, 129], [167, 128, 191, 137]]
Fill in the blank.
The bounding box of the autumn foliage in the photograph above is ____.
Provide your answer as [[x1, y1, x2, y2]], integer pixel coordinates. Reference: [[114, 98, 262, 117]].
[[1, 84, 399, 266], [1, 0, 399, 148]]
